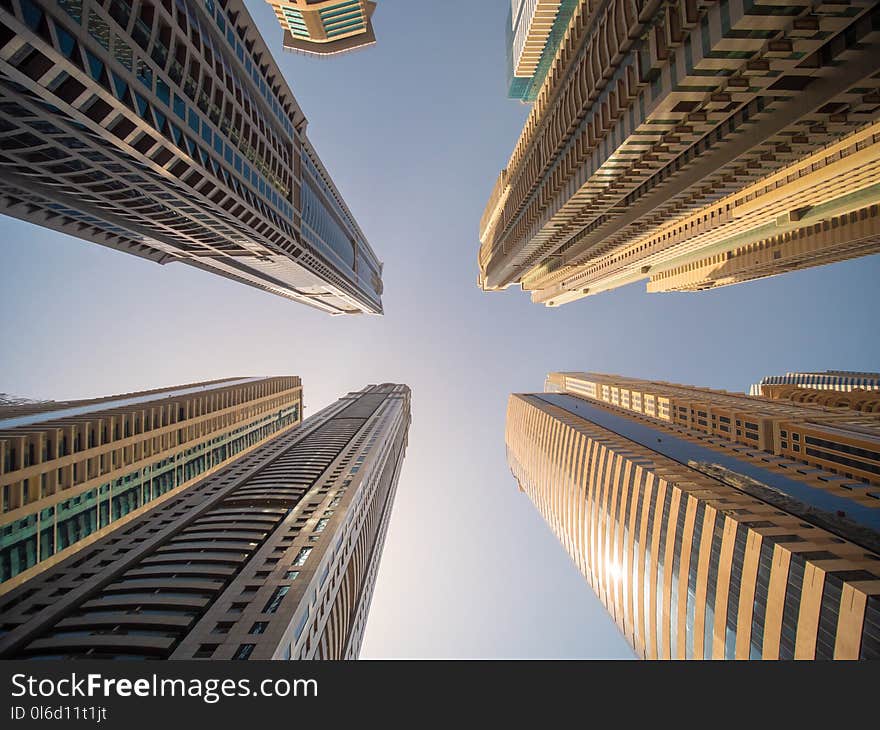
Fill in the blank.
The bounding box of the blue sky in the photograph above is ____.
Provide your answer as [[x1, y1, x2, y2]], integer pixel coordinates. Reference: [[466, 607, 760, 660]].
[[1, 0, 879, 658]]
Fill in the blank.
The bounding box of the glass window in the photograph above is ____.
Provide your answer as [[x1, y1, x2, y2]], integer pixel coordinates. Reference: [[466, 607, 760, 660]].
[[293, 547, 312, 566], [173, 94, 186, 120], [136, 58, 152, 89], [156, 78, 170, 106], [263, 586, 289, 614], [233, 644, 254, 660]]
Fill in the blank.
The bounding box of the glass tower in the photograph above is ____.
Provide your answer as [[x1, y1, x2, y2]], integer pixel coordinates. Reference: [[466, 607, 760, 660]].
[[0, 0, 383, 314]]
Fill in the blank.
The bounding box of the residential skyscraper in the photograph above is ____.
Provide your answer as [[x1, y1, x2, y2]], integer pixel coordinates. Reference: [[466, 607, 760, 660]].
[[750, 371, 880, 397], [506, 371, 880, 659], [0, 383, 410, 660], [480, 1, 880, 307], [507, 1, 576, 102], [0, 376, 302, 594], [0, 0, 383, 315], [266, 1, 376, 56]]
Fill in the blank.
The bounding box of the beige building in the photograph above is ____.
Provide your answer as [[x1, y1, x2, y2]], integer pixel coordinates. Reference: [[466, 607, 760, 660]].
[[749, 371, 880, 397], [267, 1, 377, 56], [507, 372, 880, 659], [480, 0, 880, 307], [0, 377, 302, 595]]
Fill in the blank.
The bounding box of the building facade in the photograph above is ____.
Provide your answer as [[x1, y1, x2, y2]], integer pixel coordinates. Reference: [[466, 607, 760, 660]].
[[0, 383, 410, 660], [266, 0, 376, 56], [480, 0, 880, 307], [0, 376, 302, 594], [507, 0, 576, 102], [750, 371, 880, 397], [0, 0, 383, 315], [506, 371, 880, 659]]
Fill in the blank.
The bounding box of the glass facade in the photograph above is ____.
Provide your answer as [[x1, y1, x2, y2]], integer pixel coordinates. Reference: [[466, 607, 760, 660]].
[[0, 0, 383, 314], [301, 150, 382, 304]]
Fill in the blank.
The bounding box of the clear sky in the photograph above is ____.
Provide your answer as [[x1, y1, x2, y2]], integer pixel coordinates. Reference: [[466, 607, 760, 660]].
[[1, 0, 879, 659]]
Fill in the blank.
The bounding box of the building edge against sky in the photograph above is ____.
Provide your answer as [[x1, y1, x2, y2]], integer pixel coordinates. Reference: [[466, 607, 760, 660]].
[[0, 376, 303, 595], [480, 0, 880, 307], [267, 0, 377, 57], [750, 371, 880, 397], [0, 383, 411, 660], [0, 0, 384, 315], [506, 371, 880, 659]]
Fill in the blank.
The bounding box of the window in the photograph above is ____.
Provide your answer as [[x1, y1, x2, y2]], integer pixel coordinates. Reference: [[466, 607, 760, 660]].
[[233, 644, 255, 660], [136, 58, 152, 89], [173, 94, 186, 120], [293, 607, 309, 642], [156, 78, 170, 106], [293, 547, 312, 566], [249, 622, 268, 635], [263, 586, 289, 614]]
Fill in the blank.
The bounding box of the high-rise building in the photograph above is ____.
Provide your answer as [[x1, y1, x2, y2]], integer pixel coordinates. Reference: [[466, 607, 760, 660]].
[[506, 371, 880, 659], [0, 383, 410, 660], [0, 376, 303, 594], [480, 1, 880, 307], [750, 371, 880, 397], [266, 0, 376, 56], [0, 0, 384, 315], [507, 1, 577, 102]]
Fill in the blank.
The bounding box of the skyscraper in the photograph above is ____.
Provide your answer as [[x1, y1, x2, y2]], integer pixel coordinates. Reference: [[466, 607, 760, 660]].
[[266, 0, 376, 56], [506, 371, 880, 659], [0, 376, 303, 594], [0, 0, 384, 315], [507, 1, 577, 102], [750, 371, 880, 397], [0, 383, 410, 660], [480, 1, 880, 307]]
